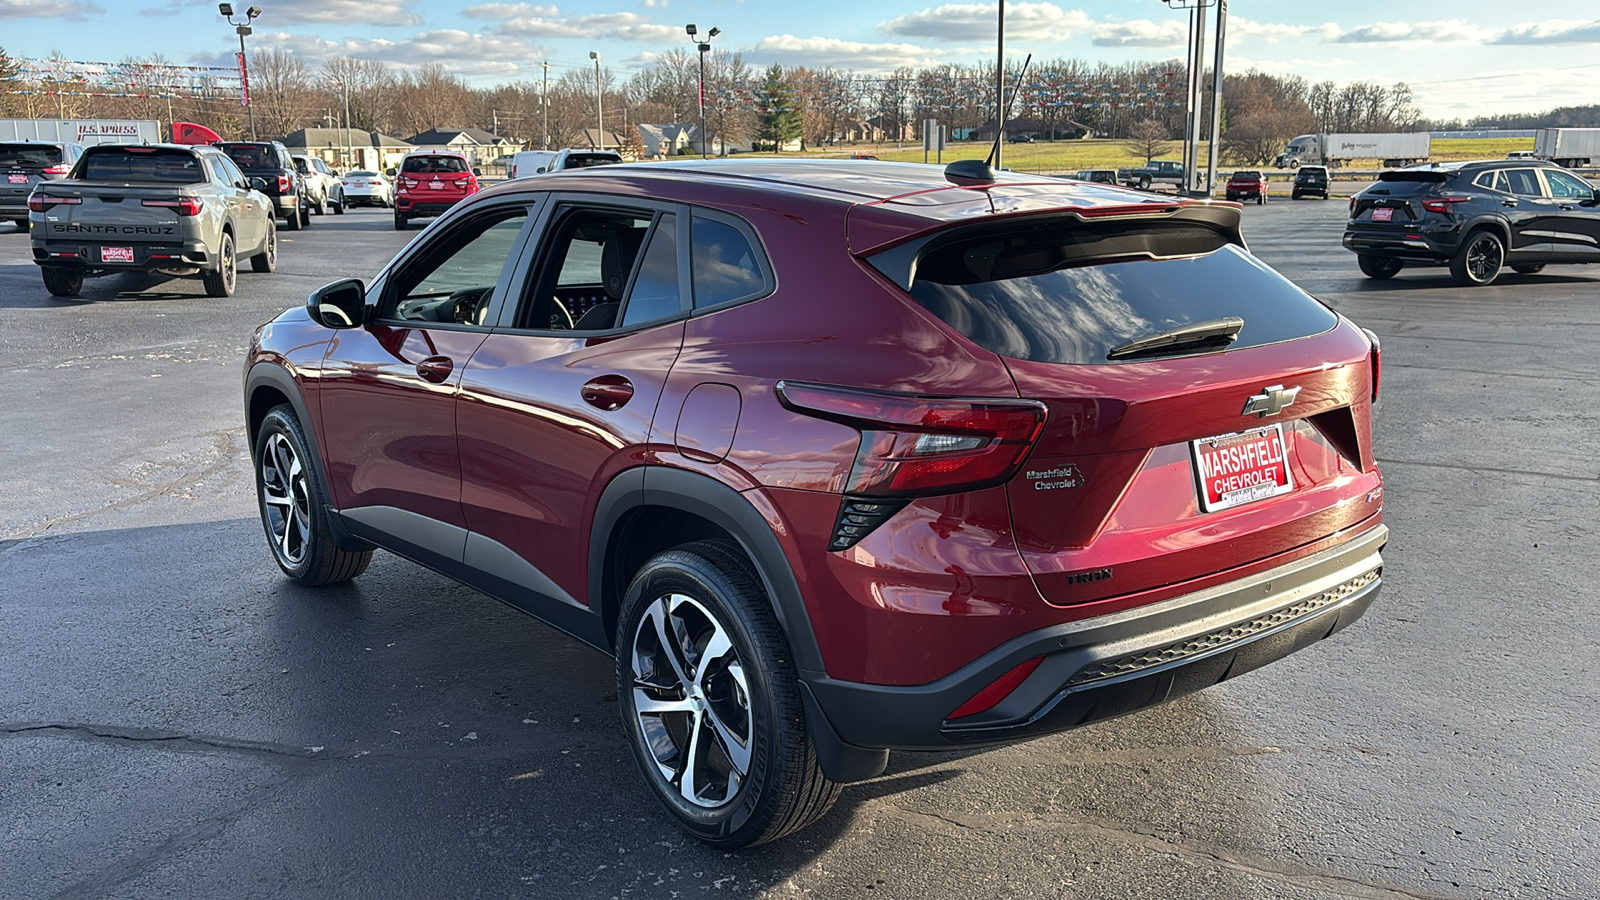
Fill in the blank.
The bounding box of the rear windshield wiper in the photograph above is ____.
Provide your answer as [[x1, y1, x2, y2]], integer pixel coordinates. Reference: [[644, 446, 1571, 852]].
[[1106, 316, 1244, 360]]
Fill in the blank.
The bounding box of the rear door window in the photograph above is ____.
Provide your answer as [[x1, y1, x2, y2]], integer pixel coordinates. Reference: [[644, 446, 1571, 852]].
[[690, 214, 771, 308], [620, 213, 682, 327], [891, 218, 1337, 365], [1505, 168, 1544, 197]]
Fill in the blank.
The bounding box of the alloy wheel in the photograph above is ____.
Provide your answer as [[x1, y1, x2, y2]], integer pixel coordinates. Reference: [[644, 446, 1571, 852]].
[[1466, 234, 1502, 283], [629, 592, 754, 809], [259, 432, 311, 565]]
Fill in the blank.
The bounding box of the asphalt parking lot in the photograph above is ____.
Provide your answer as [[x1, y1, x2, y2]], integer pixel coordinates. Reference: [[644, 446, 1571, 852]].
[[3, 198, 1597, 900]]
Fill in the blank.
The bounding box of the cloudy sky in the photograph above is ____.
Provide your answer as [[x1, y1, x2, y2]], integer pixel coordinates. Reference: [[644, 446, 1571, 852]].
[[4, 0, 1598, 118]]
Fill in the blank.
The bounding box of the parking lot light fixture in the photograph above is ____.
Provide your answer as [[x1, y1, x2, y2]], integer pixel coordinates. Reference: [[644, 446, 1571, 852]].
[[589, 51, 603, 152], [686, 24, 719, 158], [220, 3, 262, 140]]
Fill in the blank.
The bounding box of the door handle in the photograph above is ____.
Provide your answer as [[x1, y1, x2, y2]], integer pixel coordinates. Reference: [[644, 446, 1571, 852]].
[[1560, 204, 1575, 210], [581, 375, 634, 411], [415, 355, 453, 383], [1502, 199, 1518, 207]]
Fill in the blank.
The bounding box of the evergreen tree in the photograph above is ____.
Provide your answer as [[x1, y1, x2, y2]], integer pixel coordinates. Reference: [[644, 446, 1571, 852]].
[[756, 64, 801, 152]]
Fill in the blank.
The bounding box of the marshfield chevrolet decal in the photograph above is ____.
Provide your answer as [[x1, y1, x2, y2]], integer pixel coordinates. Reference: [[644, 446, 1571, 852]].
[[1026, 464, 1084, 491]]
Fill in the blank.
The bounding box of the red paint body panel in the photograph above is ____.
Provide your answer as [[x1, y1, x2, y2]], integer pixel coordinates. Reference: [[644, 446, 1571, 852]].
[[317, 325, 487, 526], [455, 324, 684, 605]]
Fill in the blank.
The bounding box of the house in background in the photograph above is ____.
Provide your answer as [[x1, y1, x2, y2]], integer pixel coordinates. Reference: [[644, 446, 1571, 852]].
[[636, 123, 701, 158], [278, 128, 414, 172], [405, 127, 518, 167]]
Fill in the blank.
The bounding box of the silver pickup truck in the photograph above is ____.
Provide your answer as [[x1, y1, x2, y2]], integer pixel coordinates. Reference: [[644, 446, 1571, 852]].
[[30, 143, 277, 298]]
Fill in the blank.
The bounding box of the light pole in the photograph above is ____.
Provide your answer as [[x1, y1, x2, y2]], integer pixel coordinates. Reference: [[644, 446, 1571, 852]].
[[539, 61, 550, 150], [686, 24, 720, 158], [218, 4, 261, 140], [588, 51, 603, 152], [1163, 0, 1223, 197]]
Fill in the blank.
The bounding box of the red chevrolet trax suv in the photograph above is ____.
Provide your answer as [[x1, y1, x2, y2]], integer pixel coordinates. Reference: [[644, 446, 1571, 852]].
[[246, 159, 1386, 847]]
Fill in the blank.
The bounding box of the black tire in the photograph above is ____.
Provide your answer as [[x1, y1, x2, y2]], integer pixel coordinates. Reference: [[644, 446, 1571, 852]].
[[394, 212, 407, 230], [12, 218, 28, 229], [282, 207, 301, 231], [253, 405, 371, 586], [1138, 176, 1151, 190], [1511, 264, 1545, 275], [1358, 254, 1404, 279], [299, 203, 312, 227], [1450, 229, 1504, 286], [311, 192, 326, 215], [41, 267, 82, 296], [250, 221, 277, 273], [616, 540, 841, 849], [331, 191, 344, 215], [1225, 193, 1236, 202], [1291, 192, 1302, 200], [202, 232, 237, 297]]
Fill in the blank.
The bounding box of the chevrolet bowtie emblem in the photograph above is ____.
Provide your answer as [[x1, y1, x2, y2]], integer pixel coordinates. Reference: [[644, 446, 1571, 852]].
[[1242, 384, 1301, 418]]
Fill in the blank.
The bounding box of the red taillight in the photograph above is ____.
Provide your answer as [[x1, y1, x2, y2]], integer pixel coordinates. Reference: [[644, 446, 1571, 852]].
[[142, 197, 203, 215], [277, 174, 292, 194], [42, 164, 71, 175], [948, 657, 1044, 720], [28, 195, 80, 212], [775, 381, 1047, 496], [1421, 196, 1469, 215], [399, 177, 418, 190], [1348, 197, 1356, 214], [1362, 328, 1381, 401]]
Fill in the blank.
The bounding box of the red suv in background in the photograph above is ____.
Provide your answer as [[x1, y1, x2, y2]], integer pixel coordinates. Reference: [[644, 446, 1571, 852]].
[[1227, 169, 1270, 204], [245, 159, 1386, 848], [393, 150, 478, 229]]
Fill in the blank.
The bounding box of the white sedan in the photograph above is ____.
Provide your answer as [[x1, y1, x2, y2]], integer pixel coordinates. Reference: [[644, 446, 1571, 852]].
[[340, 170, 392, 208]]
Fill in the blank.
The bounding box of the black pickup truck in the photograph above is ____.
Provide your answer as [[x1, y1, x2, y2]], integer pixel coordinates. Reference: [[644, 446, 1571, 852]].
[[216, 141, 310, 231]]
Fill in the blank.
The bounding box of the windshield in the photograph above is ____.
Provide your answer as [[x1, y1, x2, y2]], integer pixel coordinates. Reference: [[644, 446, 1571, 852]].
[[894, 218, 1336, 365], [77, 147, 205, 183], [0, 143, 63, 169], [402, 155, 468, 174]]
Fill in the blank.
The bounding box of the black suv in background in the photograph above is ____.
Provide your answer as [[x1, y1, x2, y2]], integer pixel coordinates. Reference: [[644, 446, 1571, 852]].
[[216, 141, 310, 231], [1292, 165, 1329, 200], [1344, 160, 1600, 285], [1, 140, 84, 228]]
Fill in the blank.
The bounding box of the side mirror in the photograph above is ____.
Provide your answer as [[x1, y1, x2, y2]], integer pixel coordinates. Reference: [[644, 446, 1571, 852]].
[[307, 279, 366, 329], [249, 176, 269, 193], [472, 167, 482, 176], [385, 167, 396, 177]]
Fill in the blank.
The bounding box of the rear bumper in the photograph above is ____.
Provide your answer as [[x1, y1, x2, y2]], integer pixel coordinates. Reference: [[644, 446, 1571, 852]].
[[1343, 226, 1454, 261], [804, 522, 1387, 751], [395, 197, 463, 216], [32, 238, 214, 272]]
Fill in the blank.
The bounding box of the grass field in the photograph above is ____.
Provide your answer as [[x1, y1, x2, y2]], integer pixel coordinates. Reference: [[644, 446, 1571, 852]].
[[728, 136, 1540, 173]]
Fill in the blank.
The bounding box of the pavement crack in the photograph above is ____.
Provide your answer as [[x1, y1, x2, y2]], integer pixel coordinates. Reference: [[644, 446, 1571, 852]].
[[1374, 457, 1598, 484], [4, 722, 337, 761], [877, 804, 1464, 900]]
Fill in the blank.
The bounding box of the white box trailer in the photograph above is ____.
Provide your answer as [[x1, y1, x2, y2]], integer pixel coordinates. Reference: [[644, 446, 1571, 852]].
[[1534, 128, 1600, 168], [1274, 133, 1431, 169], [0, 119, 161, 146]]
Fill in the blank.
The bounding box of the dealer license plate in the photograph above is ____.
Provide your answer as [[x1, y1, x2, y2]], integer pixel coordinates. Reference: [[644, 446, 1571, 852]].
[[1191, 423, 1294, 513], [100, 246, 134, 263], [8, 173, 26, 184], [429, 180, 444, 190], [1371, 207, 1394, 222]]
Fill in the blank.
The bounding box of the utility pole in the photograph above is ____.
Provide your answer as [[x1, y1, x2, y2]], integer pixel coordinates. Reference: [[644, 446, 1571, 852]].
[[342, 77, 351, 170], [995, 0, 1005, 170], [540, 61, 550, 150], [589, 51, 603, 151]]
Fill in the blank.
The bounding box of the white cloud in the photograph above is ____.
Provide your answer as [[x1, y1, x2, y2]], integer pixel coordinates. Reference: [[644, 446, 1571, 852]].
[[1328, 20, 1494, 44], [880, 2, 1090, 42], [1228, 55, 1357, 75], [0, 0, 101, 18], [195, 29, 543, 76], [1089, 19, 1186, 49], [462, 2, 556, 19], [488, 8, 681, 42], [1228, 17, 1339, 45], [642, 0, 667, 7], [747, 35, 945, 72], [1494, 19, 1600, 44]]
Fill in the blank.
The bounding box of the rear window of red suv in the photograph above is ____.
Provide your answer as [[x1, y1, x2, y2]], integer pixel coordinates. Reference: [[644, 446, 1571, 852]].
[[403, 155, 469, 174], [893, 217, 1337, 365]]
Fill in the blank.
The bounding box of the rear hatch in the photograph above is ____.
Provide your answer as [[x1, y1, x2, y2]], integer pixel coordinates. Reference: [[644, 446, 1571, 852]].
[[216, 143, 291, 197], [1227, 171, 1262, 190], [398, 156, 476, 202], [882, 206, 1380, 607], [33, 147, 201, 263], [1351, 170, 1449, 226], [1, 142, 67, 208]]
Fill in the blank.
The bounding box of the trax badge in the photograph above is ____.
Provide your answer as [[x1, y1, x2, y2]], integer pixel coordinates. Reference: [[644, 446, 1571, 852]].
[[1026, 464, 1084, 491], [1242, 384, 1301, 418]]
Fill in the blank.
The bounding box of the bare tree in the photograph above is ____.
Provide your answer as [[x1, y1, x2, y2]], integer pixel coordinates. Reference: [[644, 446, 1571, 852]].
[[1126, 119, 1172, 162]]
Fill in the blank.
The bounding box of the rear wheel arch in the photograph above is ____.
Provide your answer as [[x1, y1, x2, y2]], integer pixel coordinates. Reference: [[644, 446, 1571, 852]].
[[589, 466, 824, 675]]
